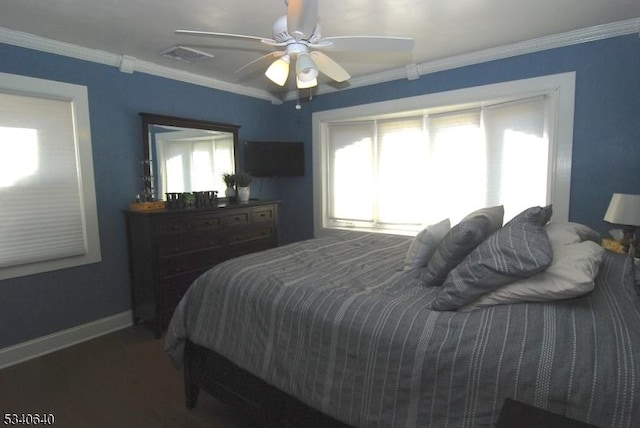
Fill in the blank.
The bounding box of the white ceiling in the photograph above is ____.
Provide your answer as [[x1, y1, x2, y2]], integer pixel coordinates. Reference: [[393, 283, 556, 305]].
[[1, 0, 639, 102]]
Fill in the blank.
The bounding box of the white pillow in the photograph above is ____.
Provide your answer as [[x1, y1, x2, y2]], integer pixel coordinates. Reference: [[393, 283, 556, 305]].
[[459, 240, 605, 311], [545, 222, 601, 246], [402, 219, 450, 271]]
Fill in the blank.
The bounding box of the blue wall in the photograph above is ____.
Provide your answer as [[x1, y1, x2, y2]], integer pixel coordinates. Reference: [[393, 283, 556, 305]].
[[0, 43, 304, 348], [0, 32, 638, 348]]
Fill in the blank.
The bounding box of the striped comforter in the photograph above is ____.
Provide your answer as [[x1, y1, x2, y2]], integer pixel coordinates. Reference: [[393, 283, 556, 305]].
[[165, 230, 640, 427]]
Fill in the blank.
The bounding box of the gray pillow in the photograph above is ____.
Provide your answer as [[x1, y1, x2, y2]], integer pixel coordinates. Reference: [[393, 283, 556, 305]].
[[421, 205, 504, 287], [459, 240, 604, 312], [544, 222, 601, 246], [402, 219, 451, 270], [428, 205, 554, 311]]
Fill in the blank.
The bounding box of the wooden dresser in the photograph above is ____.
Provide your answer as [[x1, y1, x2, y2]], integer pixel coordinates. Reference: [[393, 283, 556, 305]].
[[124, 200, 279, 337]]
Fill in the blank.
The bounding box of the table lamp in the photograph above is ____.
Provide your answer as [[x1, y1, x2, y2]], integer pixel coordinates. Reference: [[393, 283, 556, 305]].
[[604, 193, 640, 257]]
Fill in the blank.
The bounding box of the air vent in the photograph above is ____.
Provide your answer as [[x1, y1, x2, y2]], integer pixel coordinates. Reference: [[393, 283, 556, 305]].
[[159, 46, 214, 63]]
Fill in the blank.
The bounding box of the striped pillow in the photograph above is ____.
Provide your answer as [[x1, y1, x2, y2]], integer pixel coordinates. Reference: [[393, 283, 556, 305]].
[[421, 205, 504, 287], [428, 205, 553, 311], [402, 219, 451, 271], [459, 239, 604, 311]]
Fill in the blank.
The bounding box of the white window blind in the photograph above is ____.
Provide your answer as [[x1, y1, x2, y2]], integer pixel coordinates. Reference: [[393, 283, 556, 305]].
[[158, 135, 234, 196], [314, 73, 576, 236], [325, 96, 549, 232], [483, 97, 548, 221], [0, 72, 100, 279], [327, 122, 375, 223], [0, 93, 86, 267], [377, 117, 426, 226], [425, 109, 485, 224]]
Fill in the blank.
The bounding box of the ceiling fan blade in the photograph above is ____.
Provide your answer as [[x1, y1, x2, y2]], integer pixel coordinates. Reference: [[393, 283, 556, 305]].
[[320, 36, 414, 52], [309, 51, 350, 82], [287, 0, 318, 40], [176, 29, 277, 47], [235, 51, 284, 78]]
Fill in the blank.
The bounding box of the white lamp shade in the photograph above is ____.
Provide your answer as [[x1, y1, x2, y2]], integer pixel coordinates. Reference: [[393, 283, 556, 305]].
[[604, 193, 640, 226], [296, 76, 317, 89], [265, 55, 290, 86], [296, 53, 318, 82]]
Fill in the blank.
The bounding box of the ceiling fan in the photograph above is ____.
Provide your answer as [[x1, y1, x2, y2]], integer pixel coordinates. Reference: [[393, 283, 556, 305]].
[[175, 0, 414, 89]]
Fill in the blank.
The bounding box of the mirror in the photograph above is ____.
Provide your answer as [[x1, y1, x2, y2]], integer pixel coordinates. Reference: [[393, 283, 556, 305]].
[[140, 113, 240, 201]]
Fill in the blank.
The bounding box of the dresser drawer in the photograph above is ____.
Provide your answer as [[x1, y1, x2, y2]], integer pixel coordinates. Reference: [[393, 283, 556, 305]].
[[228, 226, 274, 245], [252, 205, 275, 223], [158, 248, 226, 277], [153, 216, 189, 238], [194, 213, 224, 231], [230, 237, 276, 258], [226, 210, 250, 226], [160, 269, 207, 322], [157, 235, 223, 257]]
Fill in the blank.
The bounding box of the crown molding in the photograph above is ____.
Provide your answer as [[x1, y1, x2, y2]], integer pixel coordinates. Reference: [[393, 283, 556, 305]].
[[0, 27, 120, 67], [132, 60, 279, 102], [0, 26, 280, 103], [415, 17, 640, 76], [2, 18, 638, 104], [284, 17, 640, 101]]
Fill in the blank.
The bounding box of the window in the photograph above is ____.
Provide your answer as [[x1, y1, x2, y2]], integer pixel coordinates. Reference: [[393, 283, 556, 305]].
[[313, 73, 575, 236], [0, 72, 101, 280]]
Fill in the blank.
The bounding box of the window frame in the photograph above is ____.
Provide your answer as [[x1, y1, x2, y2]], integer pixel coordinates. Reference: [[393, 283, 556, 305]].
[[0, 72, 101, 280], [312, 72, 576, 237]]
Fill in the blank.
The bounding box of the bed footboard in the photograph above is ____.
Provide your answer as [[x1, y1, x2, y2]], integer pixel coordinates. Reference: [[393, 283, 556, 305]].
[[184, 340, 351, 428]]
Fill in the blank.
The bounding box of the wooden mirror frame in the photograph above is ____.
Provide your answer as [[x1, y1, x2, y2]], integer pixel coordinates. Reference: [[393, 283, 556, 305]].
[[140, 113, 240, 201]]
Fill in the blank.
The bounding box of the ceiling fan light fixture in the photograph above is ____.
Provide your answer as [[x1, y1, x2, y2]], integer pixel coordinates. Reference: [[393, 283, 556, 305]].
[[178, 0, 414, 95], [296, 76, 317, 89], [265, 55, 290, 86], [296, 53, 318, 82]]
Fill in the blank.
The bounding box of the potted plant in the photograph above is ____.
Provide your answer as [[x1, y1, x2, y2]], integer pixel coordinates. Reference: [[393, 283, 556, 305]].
[[222, 172, 236, 198], [235, 172, 253, 203]]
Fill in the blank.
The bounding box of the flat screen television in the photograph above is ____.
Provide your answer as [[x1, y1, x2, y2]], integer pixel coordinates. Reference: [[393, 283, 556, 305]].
[[243, 141, 304, 177]]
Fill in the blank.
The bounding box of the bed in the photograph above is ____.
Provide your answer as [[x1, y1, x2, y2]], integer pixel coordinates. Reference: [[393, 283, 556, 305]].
[[165, 206, 640, 427]]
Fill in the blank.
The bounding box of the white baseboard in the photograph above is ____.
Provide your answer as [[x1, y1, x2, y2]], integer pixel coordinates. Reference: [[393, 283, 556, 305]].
[[0, 310, 133, 370]]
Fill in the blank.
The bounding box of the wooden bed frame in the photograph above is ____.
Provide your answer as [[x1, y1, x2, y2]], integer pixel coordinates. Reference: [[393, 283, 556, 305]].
[[184, 340, 352, 427]]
